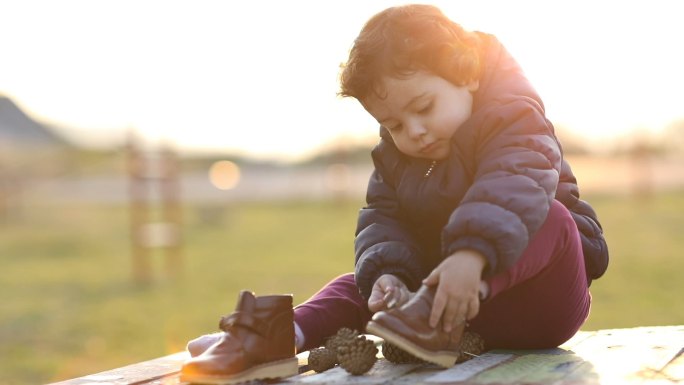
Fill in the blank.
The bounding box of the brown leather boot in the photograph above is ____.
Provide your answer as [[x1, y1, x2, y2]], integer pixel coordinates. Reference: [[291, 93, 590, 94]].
[[180, 290, 298, 384], [366, 285, 465, 368]]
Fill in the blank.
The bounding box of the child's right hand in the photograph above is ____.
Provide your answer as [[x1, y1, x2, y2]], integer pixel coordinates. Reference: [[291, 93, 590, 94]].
[[368, 274, 412, 313], [422, 250, 486, 333]]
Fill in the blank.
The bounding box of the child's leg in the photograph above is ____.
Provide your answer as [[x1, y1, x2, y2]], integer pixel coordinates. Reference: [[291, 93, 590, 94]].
[[294, 273, 371, 352], [469, 199, 591, 350]]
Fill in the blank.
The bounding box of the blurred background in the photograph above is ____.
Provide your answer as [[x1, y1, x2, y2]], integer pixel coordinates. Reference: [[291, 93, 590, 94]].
[[1, 0, 683, 383]]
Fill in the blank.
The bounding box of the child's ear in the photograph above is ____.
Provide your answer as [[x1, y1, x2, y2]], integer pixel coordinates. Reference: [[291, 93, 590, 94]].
[[467, 80, 479, 92]]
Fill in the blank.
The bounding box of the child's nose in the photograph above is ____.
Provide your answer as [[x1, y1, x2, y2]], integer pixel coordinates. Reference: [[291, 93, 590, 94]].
[[406, 122, 427, 140]]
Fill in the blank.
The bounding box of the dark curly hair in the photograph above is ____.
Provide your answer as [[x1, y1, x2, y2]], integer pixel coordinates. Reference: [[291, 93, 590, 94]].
[[339, 4, 483, 101]]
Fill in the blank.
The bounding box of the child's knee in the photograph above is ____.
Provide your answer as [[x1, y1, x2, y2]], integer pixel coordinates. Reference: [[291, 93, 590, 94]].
[[546, 200, 582, 253]]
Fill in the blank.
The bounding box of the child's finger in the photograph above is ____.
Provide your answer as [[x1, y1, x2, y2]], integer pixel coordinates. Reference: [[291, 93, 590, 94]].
[[422, 270, 439, 286], [383, 287, 398, 308], [368, 292, 388, 312], [450, 302, 470, 332], [429, 288, 447, 328], [368, 285, 388, 312], [466, 296, 480, 320], [367, 300, 383, 313], [441, 299, 460, 332]]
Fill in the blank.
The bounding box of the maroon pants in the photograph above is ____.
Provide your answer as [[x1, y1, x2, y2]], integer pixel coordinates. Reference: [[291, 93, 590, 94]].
[[294, 200, 591, 351]]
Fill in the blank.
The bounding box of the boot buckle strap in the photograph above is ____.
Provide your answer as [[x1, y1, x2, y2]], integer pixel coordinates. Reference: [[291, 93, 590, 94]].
[[219, 311, 268, 336]]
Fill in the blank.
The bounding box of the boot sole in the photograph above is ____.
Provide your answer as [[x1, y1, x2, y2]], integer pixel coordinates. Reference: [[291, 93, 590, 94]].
[[180, 357, 298, 384], [366, 320, 459, 368]]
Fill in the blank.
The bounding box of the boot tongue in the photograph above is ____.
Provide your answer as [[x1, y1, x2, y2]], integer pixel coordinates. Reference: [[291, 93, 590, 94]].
[[236, 290, 256, 311]]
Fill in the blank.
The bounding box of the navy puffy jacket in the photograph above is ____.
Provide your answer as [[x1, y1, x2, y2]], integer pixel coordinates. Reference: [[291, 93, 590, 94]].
[[354, 33, 608, 300]]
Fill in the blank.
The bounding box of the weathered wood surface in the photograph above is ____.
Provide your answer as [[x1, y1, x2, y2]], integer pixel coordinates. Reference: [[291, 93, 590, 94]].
[[50, 325, 684, 385]]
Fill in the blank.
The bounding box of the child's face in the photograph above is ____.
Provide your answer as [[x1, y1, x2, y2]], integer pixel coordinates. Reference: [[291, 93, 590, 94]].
[[363, 71, 478, 160]]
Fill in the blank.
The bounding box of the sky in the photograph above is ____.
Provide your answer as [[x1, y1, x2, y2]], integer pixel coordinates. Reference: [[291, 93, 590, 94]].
[[1, 0, 683, 161]]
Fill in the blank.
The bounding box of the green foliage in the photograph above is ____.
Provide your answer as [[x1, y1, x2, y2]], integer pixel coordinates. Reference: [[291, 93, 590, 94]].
[[0, 200, 360, 384], [581, 192, 684, 329], [1, 192, 683, 384]]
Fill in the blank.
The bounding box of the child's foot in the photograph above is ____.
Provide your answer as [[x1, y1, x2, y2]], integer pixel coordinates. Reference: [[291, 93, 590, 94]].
[[186, 332, 224, 357]]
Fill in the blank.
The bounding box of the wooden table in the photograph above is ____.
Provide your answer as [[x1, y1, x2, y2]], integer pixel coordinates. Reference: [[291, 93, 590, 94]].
[[50, 325, 684, 385]]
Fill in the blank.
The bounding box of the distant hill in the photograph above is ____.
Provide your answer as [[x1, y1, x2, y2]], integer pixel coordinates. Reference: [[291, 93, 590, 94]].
[[0, 96, 70, 148], [0, 96, 75, 175]]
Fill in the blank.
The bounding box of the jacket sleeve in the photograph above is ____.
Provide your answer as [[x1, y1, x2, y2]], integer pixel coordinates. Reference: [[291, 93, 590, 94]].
[[442, 97, 562, 277], [555, 158, 609, 284], [354, 146, 425, 300]]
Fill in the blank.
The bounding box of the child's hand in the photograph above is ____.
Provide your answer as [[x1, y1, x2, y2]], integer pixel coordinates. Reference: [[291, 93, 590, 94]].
[[368, 274, 412, 313], [422, 250, 486, 333]]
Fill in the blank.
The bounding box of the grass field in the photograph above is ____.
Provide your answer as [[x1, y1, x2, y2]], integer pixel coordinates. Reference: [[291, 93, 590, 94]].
[[1, 191, 683, 384]]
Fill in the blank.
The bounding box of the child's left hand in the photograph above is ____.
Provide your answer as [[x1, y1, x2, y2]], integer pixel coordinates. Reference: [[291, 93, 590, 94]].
[[368, 274, 412, 313], [422, 249, 487, 332]]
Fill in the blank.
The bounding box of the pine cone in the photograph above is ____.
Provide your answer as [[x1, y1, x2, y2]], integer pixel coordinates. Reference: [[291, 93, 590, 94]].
[[308, 347, 337, 373], [456, 331, 485, 362], [381, 341, 424, 364], [324, 328, 360, 360], [337, 335, 378, 375]]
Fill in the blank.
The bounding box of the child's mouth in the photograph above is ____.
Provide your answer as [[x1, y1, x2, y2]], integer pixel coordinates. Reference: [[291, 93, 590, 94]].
[[420, 141, 439, 154]]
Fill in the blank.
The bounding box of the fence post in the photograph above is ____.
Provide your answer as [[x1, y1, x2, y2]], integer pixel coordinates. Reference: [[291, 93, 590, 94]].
[[126, 133, 182, 283], [159, 143, 183, 277]]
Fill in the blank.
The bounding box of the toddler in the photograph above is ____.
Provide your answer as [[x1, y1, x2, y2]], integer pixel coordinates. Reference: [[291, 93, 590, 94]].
[[181, 4, 608, 383]]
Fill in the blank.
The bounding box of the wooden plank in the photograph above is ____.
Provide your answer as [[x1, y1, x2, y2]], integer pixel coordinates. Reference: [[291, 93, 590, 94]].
[[296, 360, 422, 385], [659, 347, 684, 383], [286, 326, 684, 385], [422, 352, 515, 383], [566, 325, 684, 384], [49, 326, 684, 385], [463, 350, 597, 385], [48, 352, 188, 385]]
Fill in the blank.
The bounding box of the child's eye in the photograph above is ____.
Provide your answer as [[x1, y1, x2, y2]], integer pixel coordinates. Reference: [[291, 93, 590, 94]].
[[418, 102, 433, 114]]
